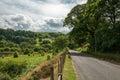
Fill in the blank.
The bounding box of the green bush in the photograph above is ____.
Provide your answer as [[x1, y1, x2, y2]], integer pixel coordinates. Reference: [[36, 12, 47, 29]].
[[68, 54, 71, 59], [47, 55, 50, 60], [0, 60, 27, 77], [28, 53, 31, 56], [41, 53, 45, 56], [0, 72, 11, 80], [24, 48, 29, 55], [13, 51, 19, 58], [34, 47, 40, 52], [4, 47, 10, 51]]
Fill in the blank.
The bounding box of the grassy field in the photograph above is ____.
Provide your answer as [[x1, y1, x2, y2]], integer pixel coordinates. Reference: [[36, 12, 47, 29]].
[[0, 53, 51, 80], [63, 54, 77, 80], [35, 38, 40, 46]]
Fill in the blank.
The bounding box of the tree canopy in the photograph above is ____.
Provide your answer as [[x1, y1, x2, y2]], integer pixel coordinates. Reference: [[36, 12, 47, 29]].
[[64, 0, 120, 53]]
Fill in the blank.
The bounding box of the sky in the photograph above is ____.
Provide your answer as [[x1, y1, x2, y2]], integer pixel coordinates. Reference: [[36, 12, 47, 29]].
[[0, 0, 87, 33]]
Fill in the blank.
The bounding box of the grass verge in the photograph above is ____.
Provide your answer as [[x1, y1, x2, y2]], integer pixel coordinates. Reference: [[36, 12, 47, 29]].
[[63, 54, 77, 80], [76, 46, 120, 63], [87, 52, 120, 63]]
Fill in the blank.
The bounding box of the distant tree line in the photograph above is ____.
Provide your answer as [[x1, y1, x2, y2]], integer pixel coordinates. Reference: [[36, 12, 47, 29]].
[[0, 28, 65, 55]]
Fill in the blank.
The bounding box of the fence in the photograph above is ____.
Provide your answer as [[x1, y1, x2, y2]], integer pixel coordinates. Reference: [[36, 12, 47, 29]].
[[50, 51, 66, 80]]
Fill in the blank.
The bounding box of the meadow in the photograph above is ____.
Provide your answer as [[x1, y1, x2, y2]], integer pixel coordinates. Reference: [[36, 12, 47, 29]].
[[0, 53, 52, 80]]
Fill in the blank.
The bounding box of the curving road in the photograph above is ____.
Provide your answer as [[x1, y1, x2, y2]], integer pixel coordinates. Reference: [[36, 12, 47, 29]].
[[69, 50, 120, 80]]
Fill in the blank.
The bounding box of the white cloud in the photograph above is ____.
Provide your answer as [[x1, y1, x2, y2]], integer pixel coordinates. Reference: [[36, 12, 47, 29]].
[[0, 0, 87, 33]]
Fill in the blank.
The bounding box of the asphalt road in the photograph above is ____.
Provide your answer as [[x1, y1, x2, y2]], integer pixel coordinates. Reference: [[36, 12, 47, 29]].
[[69, 50, 120, 80]]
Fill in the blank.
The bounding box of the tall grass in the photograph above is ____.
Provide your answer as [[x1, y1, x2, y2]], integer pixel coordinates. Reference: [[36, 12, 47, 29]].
[[0, 53, 50, 79]]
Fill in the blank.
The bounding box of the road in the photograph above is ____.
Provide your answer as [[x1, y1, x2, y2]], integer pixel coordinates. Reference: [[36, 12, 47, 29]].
[[69, 50, 120, 80]]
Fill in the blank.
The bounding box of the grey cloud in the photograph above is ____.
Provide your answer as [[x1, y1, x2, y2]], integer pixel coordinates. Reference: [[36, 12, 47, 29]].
[[0, 14, 33, 30], [61, 0, 77, 4], [0, 14, 71, 33], [0, 0, 87, 33], [45, 19, 63, 28], [42, 18, 71, 33]]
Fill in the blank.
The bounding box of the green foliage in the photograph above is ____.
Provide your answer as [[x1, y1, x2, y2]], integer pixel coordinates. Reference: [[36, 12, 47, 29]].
[[24, 48, 29, 55], [0, 60, 27, 77], [85, 52, 120, 63], [52, 36, 69, 52], [41, 53, 45, 56], [42, 39, 51, 44], [34, 47, 40, 52], [4, 47, 10, 51], [64, 0, 120, 53], [28, 53, 31, 56], [13, 51, 19, 58], [0, 72, 11, 80], [47, 55, 51, 60]]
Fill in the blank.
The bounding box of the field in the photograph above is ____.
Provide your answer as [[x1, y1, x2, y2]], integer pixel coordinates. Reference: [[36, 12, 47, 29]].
[[0, 29, 69, 80], [0, 53, 52, 80]]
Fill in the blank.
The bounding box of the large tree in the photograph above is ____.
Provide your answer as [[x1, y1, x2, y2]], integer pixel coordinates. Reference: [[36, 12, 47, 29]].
[[64, 0, 120, 53]]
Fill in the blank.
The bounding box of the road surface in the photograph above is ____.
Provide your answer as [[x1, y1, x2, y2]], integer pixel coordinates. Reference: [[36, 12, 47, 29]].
[[69, 50, 120, 80]]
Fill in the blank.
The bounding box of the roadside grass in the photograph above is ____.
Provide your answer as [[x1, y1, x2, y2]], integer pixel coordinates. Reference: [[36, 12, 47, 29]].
[[63, 54, 77, 80], [76, 46, 120, 63], [89, 52, 120, 63], [0, 53, 51, 79]]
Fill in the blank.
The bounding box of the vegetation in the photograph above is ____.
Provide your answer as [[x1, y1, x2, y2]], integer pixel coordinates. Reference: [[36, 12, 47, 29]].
[[63, 54, 77, 80], [0, 54, 50, 79], [13, 51, 19, 58], [0, 28, 68, 79], [64, 0, 120, 54], [52, 35, 69, 53], [29, 54, 62, 80]]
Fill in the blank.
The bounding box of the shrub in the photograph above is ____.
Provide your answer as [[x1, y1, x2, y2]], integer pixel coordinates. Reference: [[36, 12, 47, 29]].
[[34, 47, 40, 52], [4, 47, 10, 51], [47, 55, 50, 60], [39, 50, 44, 54], [13, 51, 19, 58], [28, 53, 31, 56], [0, 72, 11, 80], [68, 54, 71, 59], [0, 60, 27, 77], [24, 48, 29, 55], [41, 53, 45, 56], [42, 40, 51, 45]]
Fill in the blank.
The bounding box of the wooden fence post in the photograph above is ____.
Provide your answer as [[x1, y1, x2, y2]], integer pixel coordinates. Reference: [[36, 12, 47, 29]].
[[50, 67, 54, 80]]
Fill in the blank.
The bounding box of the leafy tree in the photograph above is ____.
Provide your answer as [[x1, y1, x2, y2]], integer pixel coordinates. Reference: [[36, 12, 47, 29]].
[[13, 51, 19, 58], [52, 36, 68, 52], [64, 0, 120, 53], [24, 49, 29, 55], [34, 47, 40, 52]]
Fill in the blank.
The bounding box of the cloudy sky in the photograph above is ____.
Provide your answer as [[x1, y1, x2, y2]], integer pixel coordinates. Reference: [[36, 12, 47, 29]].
[[0, 0, 87, 33]]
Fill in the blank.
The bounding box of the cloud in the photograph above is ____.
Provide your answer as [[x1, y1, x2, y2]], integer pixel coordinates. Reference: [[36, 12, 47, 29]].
[[0, 14, 71, 33], [0, 0, 87, 33], [0, 14, 33, 30]]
